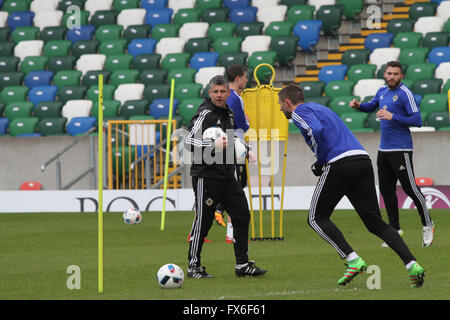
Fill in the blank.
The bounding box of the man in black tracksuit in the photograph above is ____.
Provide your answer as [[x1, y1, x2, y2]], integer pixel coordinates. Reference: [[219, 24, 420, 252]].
[[185, 75, 266, 278]]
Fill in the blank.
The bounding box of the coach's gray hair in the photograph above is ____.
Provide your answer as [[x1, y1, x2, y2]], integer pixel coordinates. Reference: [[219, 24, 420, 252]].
[[208, 75, 229, 90]]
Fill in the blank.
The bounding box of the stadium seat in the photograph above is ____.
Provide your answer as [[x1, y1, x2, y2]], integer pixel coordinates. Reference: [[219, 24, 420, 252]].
[[0, 71, 24, 90], [28, 85, 58, 106], [426, 111, 450, 130], [1, 85, 28, 103], [58, 0, 85, 12], [141, 0, 167, 10], [365, 33, 394, 51], [19, 56, 47, 75], [33, 101, 63, 120], [337, 0, 363, 20], [179, 22, 209, 42], [309, 0, 336, 12], [104, 54, 133, 72], [168, 0, 195, 13], [218, 52, 248, 69], [304, 96, 330, 107], [347, 64, 377, 82], [353, 79, 386, 102], [38, 117, 67, 136], [270, 35, 299, 67], [340, 112, 371, 132], [224, 0, 250, 9], [257, 5, 288, 31], [324, 80, 355, 100], [143, 83, 170, 102], [33, 11, 64, 31], [43, 39, 72, 58], [53, 70, 82, 87], [62, 10, 90, 29], [57, 86, 88, 104], [145, 8, 174, 28], [201, 7, 229, 24], [110, 69, 139, 86], [185, 37, 212, 55], [151, 23, 180, 41], [208, 22, 236, 41], [8, 117, 40, 136], [91, 99, 121, 119], [127, 38, 157, 58], [86, 84, 115, 102], [229, 7, 258, 26], [252, 0, 279, 7], [66, 116, 97, 136], [174, 83, 202, 101], [148, 98, 179, 119], [98, 38, 127, 55], [412, 79, 443, 96], [286, 5, 315, 24], [119, 99, 149, 119], [435, 61, 450, 85], [409, 1, 437, 21], [393, 32, 422, 49], [7, 11, 35, 31], [248, 51, 277, 82], [47, 56, 77, 73], [422, 31, 450, 49], [85, 0, 113, 16], [123, 24, 151, 42], [114, 83, 145, 104], [399, 47, 429, 66], [318, 65, 348, 85], [329, 95, 359, 116], [91, 10, 119, 27], [370, 47, 401, 72], [0, 27, 11, 41], [139, 69, 167, 85], [3, 0, 30, 13], [190, 52, 219, 71], [76, 54, 106, 76], [178, 98, 201, 125], [420, 93, 448, 114], [406, 63, 436, 82], [11, 26, 39, 44], [436, 1, 450, 21], [24, 71, 53, 88], [14, 39, 44, 61], [293, 20, 322, 52], [235, 21, 264, 38], [0, 41, 14, 57], [196, 0, 222, 11], [265, 21, 294, 38], [4, 101, 33, 120], [61, 100, 93, 124], [155, 37, 185, 60], [95, 24, 123, 42], [316, 4, 344, 36], [342, 49, 371, 67], [161, 52, 190, 71], [132, 53, 161, 71], [213, 36, 243, 54], [70, 40, 99, 58], [365, 111, 381, 131], [116, 8, 147, 30], [241, 35, 271, 59], [428, 46, 450, 67], [414, 16, 445, 36], [301, 81, 326, 99], [173, 8, 202, 25], [195, 67, 226, 89], [387, 18, 415, 35]]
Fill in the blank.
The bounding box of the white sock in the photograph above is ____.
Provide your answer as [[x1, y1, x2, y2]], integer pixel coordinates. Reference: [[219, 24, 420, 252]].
[[405, 260, 416, 270], [226, 222, 233, 239], [346, 252, 359, 262]]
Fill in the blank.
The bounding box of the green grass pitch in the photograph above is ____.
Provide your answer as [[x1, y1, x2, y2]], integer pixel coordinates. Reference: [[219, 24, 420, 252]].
[[0, 209, 449, 300]]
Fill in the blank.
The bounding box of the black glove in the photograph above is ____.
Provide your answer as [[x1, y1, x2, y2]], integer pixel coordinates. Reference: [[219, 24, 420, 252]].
[[311, 162, 324, 176]]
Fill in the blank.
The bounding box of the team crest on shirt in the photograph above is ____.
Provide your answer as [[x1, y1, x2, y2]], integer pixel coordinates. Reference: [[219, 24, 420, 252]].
[[205, 198, 214, 206], [393, 95, 398, 102]]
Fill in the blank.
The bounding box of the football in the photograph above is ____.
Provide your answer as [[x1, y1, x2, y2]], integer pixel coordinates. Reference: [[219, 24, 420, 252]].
[[123, 207, 142, 224], [234, 138, 248, 164], [157, 263, 184, 289], [203, 126, 227, 141]]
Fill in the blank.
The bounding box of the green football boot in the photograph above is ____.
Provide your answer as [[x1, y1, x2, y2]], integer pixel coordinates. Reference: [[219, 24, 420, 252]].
[[408, 262, 425, 288], [337, 257, 367, 286]]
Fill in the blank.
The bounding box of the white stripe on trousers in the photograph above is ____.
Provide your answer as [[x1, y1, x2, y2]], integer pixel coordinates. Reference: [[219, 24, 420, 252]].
[[308, 166, 347, 258], [189, 178, 203, 267], [403, 152, 432, 226]]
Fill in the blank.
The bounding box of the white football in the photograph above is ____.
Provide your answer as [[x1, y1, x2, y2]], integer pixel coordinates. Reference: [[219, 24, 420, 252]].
[[234, 138, 248, 164], [123, 207, 142, 224], [203, 126, 226, 141], [157, 263, 184, 289]]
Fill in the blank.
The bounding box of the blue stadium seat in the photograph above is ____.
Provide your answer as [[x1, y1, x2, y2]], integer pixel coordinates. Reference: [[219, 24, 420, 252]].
[[428, 46, 450, 67], [67, 25, 96, 44], [224, 0, 250, 9], [145, 8, 174, 28], [28, 85, 58, 106], [66, 116, 97, 136], [229, 7, 258, 26], [7, 11, 35, 31], [24, 71, 54, 88], [141, 0, 168, 10], [190, 52, 219, 71], [149, 98, 179, 119], [318, 65, 348, 84], [293, 20, 322, 52], [0, 117, 8, 135], [364, 32, 395, 51], [127, 38, 157, 58]]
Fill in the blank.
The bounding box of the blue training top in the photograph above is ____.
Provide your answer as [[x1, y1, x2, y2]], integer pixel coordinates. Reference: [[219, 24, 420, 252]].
[[292, 102, 368, 166], [359, 83, 422, 151], [226, 89, 249, 139]]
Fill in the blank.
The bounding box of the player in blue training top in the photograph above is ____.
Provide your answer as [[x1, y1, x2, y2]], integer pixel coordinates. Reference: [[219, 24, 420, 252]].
[[350, 61, 435, 247], [214, 65, 251, 243], [278, 82, 426, 288]]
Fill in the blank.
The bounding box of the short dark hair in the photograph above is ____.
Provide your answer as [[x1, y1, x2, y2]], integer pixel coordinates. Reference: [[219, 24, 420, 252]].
[[278, 83, 304, 105], [225, 65, 247, 82], [385, 61, 403, 73], [208, 75, 229, 89]]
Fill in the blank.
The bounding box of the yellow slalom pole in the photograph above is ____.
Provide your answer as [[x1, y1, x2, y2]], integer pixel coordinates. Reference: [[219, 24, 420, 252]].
[[98, 74, 104, 293], [161, 78, 175, 231], [280, 133, 288, 239]]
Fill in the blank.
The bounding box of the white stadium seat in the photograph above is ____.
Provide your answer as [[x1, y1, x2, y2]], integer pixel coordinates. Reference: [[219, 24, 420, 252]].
[[257, 5, 288, 30], [435, 62, 450, 86], [61, 100, 93, 125], [155, 37, 186, 60], [30, 0, 59, 13], [252, 0, 280, 8], [114, 83, 145, 104], [0, 12, 8, 27], [14, 40, 44, 61], [241, 35, 271, 59], [195, 67, 226, 89], [414, 16, 445, 36], [76, 54, 106, 76], [309, 0, 336, 12], [33, 11, 63, 31], [84, 0, 112, 19], [353, 79, 386, 102], [436, 1, 450, 21], [178, 22, 209, 42], [117, 9, 146, 29], [168, 0, 195, 14], [369, 47, 401, 72]]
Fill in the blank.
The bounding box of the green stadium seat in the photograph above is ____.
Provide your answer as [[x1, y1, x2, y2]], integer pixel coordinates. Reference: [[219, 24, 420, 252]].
[[167, 68, 196, 85], [91, 100, 121, 119], [57, 85, 88, 104], [337, 0, 363, 20], [301, 81, 326, 99], [98, 39, 128, 55], [47, 56, 77, 73], [123, 25, 152, 42], [151, 23, 181, 41], [174, 83, 202, 101], [420, 93, 449, 114], [63, 10, 90, 28], [173, 8, 202, 25], [340, 112, 372, 132], [95, 25, 124, 42], [208, 22, 236, 41], [19, 56, 48, 75], [366, 111, 381, 131], [286, 5, 315, 24], [4, 101, 34, 120], [0, 56, 20, 72], [201, 7, 229, 24], [393, 32, 422, 49], [270, 36, 299, 67], [213, 36, 243, 54], [43, 40, 72, 58], [409, 2, 437, 21], [82, 70, 112, 87], [8, 117, 39, 137], [387, 19, 415, 35], [342, 49, 371, 67], [0, 42, 14, 56], [86, 84, 115, 102], [111, 145, 135, 176], [235, 21, 264, 38], [58, 0, 84, 12], [329, 95, 360, 116], [399, 47, 429, 66], [3, 0, 30, 12], [161, 52, 190, 71], [178, 98, 201, 125], [218, 52, 248, 69], [426, 111, 450, 130], [104, 54, 134, 72], [113, 0, 139, 11], [53, 70, 82, 87], [304, 96, 331, 107], [119, 99, 149, 119], [405, 63, 436, 82], [422, 32, 450, 49], [324, 80, 355, 99], [196, 0, 222, 11], [71, 40, 100, 58], [0, 27, 11, 42], [265, 21, 294, 38], [184, 37, 213, 55], [132, 54, 161, 71], [1, 86, 28, 104], [91, 10, 118, 27], [139, 69, 168, 85], [110, 69, 140, 86], [347, 64, 377, 82], [316, 4, 345, 36], [11, 26, 40, 44], [33, 101, 63, 120], [0, 72, 24, 90], [412, 79, 443, 96], [38, 117, 67, 136], [248, 51, 277, 82], [143, 84, 171, 103]]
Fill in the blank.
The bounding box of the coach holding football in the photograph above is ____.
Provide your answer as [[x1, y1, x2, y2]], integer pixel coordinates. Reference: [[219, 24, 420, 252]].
[[184, 75, 266, 279], [349, 61, 435, 247], [278, 83, 425, 288]]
